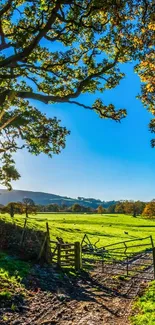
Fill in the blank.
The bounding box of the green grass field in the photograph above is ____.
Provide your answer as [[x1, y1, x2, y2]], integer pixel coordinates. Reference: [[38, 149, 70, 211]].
[[0, 251, 30, 313], [1, 213, 155, 249], [131, 281, 155, 325]]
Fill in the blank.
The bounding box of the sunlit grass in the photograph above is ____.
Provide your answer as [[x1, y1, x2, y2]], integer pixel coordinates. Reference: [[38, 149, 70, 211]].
[[0, 252, 30, 302], [1, 213, 155, 250], [131, 281, 155, 325]]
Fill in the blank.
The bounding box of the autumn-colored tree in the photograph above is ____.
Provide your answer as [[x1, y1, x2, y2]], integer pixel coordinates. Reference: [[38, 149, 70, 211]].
[[142, 202, 155, 218], [2, 202, 14, 218], [115, 201, 145, 216], [15, 202, 24, 214], [115, 203, 125, 214], [123, 201, 136, 216], [97, 205, 104, 214], [2, 201, 22, 218], [123, 201, 146, 216], [0, 0, 154, 188]]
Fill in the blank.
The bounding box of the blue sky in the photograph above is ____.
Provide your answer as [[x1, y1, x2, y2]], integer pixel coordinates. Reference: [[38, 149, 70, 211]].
[[12, 63, 155, 201]]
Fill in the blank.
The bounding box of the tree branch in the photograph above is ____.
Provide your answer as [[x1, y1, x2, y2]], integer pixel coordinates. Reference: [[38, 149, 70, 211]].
[[0, 52, 120, 107], [0, 73, 20, 79], [0, 2, 61, 68], [69, 52, 120, 99], [0, 114, 19, 131], [0, 0, 12, 17], [0, 144, 25, 153]]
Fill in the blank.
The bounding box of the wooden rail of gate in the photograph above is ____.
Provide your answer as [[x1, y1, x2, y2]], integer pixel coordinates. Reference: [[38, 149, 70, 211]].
[[81, 235, 155, 280], [50, 240, 82, 270]]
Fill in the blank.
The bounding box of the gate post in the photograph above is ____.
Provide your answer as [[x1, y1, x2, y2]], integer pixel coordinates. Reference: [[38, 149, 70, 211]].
[[150, 235, 154, 248], [57, 243, 61, 268], [75, 242, 82, 271]]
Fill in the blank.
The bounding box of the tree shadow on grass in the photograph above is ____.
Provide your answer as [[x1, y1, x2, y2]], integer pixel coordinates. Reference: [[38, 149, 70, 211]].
[[57, 227, 126, 239], [24, 264, 131, 302]]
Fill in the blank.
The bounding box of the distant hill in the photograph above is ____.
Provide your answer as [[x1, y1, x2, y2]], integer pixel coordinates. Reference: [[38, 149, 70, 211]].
[[0, 189, 118, 208]]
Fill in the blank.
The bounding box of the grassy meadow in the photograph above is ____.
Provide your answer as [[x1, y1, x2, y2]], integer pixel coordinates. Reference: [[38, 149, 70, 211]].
[[0, 213, 155, 324], [1, 213, 155, 249], [131, 281, 155, 325]]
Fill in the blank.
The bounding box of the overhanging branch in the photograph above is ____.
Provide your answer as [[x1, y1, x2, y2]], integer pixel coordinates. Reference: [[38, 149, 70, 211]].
[[0, 2, 61, 68]]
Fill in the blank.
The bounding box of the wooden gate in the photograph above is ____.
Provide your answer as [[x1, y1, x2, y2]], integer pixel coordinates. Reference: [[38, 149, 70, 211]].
[[38, 223, 82, 270], [50, 240, 82, 270], [81, 235, 155, 280]]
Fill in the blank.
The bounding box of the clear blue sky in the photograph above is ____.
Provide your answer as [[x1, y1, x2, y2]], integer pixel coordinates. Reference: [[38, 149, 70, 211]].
[[12, 63, 155, 201]]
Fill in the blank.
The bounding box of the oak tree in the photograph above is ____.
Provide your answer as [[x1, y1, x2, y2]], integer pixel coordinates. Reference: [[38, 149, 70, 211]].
[[0, 0, 154, 188], [115, 200, 146, 216], [72, 203, 82, 212], [142, 201, 155, 218], [115, 202, 125, 214], [2, 201, 22, 218], [22, 197, 37, 217], [97, 205, 104, 214]]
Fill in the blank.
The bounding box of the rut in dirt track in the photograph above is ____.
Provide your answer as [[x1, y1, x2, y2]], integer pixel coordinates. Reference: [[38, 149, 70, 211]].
[[0, 254, 153, 325]]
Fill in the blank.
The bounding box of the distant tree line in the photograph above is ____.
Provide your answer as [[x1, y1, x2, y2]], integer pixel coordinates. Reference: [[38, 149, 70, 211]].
[[36, 203, 94, 213], [0, 199, 155, 219], [34, 200, 155, 218], [97, 200, 155, 218]]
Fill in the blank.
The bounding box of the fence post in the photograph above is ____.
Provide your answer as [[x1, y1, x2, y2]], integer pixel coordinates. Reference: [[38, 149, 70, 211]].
[[150, 235, 154, 248], [153, 247, 155, 280], [45, 222, 52, 263], [20, 218, 27, 246], [57, 243, 61, 268], [37, 233, 47, 261], [75, 242, 82, 271], [46, 222, 50, 237]]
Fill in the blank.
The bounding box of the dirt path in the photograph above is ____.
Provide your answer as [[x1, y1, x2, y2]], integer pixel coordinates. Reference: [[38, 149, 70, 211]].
[[0, 262, 151, 325]]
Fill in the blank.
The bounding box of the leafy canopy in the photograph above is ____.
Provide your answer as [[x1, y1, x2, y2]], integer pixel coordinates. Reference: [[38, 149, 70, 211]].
[[142, 201, 155, 218], [0, 0, 154, 188], [1, 201, 23, 217], [22, 198, 37, 216]]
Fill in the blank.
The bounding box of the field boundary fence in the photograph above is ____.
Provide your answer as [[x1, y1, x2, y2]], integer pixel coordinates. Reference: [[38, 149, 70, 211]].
[[1, 216, 155, 277], [0, 218, 49, 262], [0, 218, 82, 270]]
